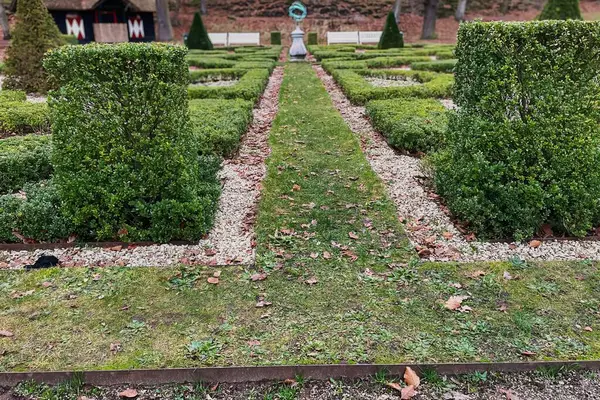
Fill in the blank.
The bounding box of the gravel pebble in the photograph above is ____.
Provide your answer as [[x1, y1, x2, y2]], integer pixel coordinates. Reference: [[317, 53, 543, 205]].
[[365, 76, 421, 87], [314, 63, 600, 262], [190, 79, 239, 87], [0, 66, 284, 269]]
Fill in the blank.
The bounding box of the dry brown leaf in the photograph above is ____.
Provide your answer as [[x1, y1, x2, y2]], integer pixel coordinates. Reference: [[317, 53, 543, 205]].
[[442, 231, 454, 240], [256, 300, 272, 308], [521, 350, 536, 356], [250, 273, 267, 281], [205, 248, 217, 256], [348, 231, 359, 240], [386, 382, 402, 392], [11, 289, 34, 299], [585, 326, 593, 332], [207, 277, 219, 285], [284, 378, 298, 387], [404, 367, 420, 388], [310, 252, 319, 259], [213, 270, 221, 278], [529, 240, 542, 248], [0, 330, 14, 337], [118, 388, 138, 398], [110, 342, 122, 353], [247, 339, 261, 346], [467, 270, 486, 278], [401, 385, 417, 399], [444, 295, 469, 311], [503, 271, 513, 280], [292, 184, 301, 191], [323, 251, 332, 259], [306, 276, 318, 285], [109, 245, 123, 252]]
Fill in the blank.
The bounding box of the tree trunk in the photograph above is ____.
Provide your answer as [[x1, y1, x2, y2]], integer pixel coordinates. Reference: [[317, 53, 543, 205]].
[[156, 0, 173, 41], [172, 0, 181, 27], [421, 0, 439, 40], [393, 0, 402, 24], [0, 3, 10, 40], [455, 0, 467, 21], [500, 0, 511, 14], [200, 0, 207, 15]]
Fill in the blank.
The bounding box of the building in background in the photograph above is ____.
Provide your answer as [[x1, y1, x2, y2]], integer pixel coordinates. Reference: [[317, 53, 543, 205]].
[[10, 0, 156, 42]]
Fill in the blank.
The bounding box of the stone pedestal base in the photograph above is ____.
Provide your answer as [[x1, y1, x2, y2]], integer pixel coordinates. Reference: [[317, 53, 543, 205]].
[[289, 26, 307, 61]]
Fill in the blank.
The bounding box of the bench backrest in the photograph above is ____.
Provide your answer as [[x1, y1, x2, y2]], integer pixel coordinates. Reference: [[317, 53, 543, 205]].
[[327, 31, 359, 45], [359, 31, 382, 44], [208, 32, 228, 46], [228, 32, 261, 46]]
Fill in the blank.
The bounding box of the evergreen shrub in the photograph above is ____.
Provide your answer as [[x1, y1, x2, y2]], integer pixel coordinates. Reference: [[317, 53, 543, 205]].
[[432, 21, 600, 239], [271, 31, 282, 45], [378, 12, 404, 49], [0, 135, 52, 194], [307, 32, 318, 45], [187, 13, 213, 50], [539, 0, 582, 20], [43, 43, 220, 242]]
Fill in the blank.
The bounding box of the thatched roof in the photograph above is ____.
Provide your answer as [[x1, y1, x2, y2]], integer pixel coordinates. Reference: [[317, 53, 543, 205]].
[[10, 0, 155, 12]]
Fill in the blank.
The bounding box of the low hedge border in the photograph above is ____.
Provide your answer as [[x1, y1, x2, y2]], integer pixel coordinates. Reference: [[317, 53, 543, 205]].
[[411, 59, 457, 73], [0, 90, 50, 137], [366, 98, 448, 153], [0, 134, 52, 195], [189, 98, 253, 157], [322, 56, 432, 73], [332, 69, 454, 105], [188, 68, 270, 103]]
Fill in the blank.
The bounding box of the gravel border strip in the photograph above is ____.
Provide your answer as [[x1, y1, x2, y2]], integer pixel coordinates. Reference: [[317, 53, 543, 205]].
[[0, 66, 284, 269], [314, 63, 600, 262]]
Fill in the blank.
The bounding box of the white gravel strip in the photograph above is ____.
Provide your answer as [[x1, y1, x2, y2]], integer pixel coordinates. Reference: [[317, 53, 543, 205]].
[[314, 63, 600, 262], [0, 66, 284, 269]]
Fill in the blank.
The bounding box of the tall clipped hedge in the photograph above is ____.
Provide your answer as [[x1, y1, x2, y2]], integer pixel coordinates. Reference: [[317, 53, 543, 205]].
[[271, 31, 281, 45], [539, 0, 582, 20], [378, 12, 404, 49], [187, 12, 213, 50], [432, 21, 600, 240], [43, 43, 220, 242], [4, 0, 64, 93]]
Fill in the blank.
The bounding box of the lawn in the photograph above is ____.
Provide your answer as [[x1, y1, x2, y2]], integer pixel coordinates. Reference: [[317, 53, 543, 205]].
[[2, 63, 600, 372]]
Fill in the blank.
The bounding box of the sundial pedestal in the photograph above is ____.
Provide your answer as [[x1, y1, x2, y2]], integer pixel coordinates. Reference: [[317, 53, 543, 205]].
[[289, 26, 307, 61]]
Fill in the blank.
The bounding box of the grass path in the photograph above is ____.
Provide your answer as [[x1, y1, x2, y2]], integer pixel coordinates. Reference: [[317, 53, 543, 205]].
[[2, 64, 600, 372]]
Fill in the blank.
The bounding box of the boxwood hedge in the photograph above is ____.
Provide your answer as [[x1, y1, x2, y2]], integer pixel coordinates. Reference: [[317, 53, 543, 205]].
[[189, 98, 253, 157], [322, 56, 432, 72], [411, 59, 457, 73], [332, 69, 454, 105], [44, 43, 220, 242], [188, 68, 270, 103], [432, 20, 600, 239], [0, 90, 50, 137], [367, 98, 447, 153], [0, 135, 52, 195]]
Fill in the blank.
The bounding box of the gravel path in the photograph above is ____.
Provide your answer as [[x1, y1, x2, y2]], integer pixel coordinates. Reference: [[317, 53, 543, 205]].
[[314, 63, 600, 262], [365, 76, 421, 87], [0, 66, 284, 269]]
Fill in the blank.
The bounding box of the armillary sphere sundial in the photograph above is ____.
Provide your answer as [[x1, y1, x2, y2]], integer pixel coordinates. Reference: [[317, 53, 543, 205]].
[[288, 1, 308, 61]]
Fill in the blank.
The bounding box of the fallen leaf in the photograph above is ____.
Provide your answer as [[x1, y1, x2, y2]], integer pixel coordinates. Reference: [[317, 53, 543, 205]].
[[250, 273, 267, 281], [110, 342, 122, 353], [292, 184, 301, 191], [256, 300, 272, 308], [499, 388, 513, 400], [503, 271, 513, 280], [585, 326, 593, 332], [348, 231, 359, 240], [284, 378, 298, 387], [323, 251, 332, 259], [118, 388, 138, 398], [467, 270, 486, 278], [210, 383, 219, 391], [205, 248, 217, 256], [11, 289, 34, 299], [520, 350, 536, 356], [404, 367, 420, 388], [497, 303, 508, 312], [0, 330, 14, 337], [310, 252, 319, 259], [207, 277, 219, 284], [540, 224, 553, 238], [465, 233, 476, 242], [402, 385, 417, 399], [529, 240, 542, 248], [213, 270, 221, 278], [305, 276, 318, 285], [386, 382, 402, 392], [444, 295, 469, 311], [442, 231, 454, 240], [247, 339, 261, 346], [109, 245, 123, 252]]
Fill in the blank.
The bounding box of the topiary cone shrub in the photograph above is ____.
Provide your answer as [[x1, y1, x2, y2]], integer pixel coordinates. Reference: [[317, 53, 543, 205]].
[[539, 0, 582, 20], [4, 0, 64, 93], [43, 43, 220, 242], [432, 20, 600, 240], [271, 31, 282, 45], [187, 12, 213, 50], [378, 12, 404, 49]]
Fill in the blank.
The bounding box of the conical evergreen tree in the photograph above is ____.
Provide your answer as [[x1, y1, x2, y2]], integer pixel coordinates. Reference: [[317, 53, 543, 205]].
[[378, 12, 404, 49], [187, 12, 213, 50], [4, 0, 64, 93], [539, 0, 582, 20]]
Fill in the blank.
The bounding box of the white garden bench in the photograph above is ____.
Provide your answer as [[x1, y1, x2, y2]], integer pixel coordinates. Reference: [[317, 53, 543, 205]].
[[327, 31, 359, 45], [208, 33, 228, 46], [359, 31, 383, 44], [228, 32, 261, 46]]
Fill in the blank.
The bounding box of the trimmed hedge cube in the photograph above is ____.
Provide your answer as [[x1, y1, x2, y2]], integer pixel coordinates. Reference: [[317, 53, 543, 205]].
[[271, 31, 282, 45], [43, 43, 220, 242], [367, 98, 447, 153], [433, 21, 600, 239], [0, 135, 52, 194], [307, 32, 318, 45], [188, 68, 270, 103]]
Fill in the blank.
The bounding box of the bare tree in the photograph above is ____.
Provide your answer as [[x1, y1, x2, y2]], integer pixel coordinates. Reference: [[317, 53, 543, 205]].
[[200, 0, 207, 15], [0, 3, 10, 40], [393, 0, 401, 24], [455, 0, 467, 21], [156, 0, 174, 41], [421, 0, 439, 40]]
